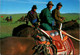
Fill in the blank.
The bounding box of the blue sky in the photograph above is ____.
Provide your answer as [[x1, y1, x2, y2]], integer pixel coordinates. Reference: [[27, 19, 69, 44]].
[[0, 0, 80, 14]]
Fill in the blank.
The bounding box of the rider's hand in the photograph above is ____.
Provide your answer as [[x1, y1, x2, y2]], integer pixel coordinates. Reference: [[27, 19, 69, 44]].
[[38, 22, 40, 26], [61, 19, 63, 21], [62, 17, 65, 20]]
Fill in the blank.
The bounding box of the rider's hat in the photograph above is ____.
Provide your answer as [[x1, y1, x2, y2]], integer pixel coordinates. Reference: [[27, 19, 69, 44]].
[[57, 2, 62, 7], [47, 1, 54, 6], [32, 5, 37, 9]]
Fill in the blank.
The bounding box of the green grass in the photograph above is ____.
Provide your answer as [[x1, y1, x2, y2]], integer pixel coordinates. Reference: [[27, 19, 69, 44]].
[[0, 13, 80, 38], [0, 14, 26, 22], [61, 14, 79, 22]]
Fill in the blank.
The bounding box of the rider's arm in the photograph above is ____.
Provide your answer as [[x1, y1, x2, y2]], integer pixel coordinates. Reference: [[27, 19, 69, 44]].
[[25, 12, 30, 24], [53, 9, 63, 23]]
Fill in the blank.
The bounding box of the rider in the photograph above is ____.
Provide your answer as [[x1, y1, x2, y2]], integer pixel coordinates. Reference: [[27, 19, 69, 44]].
[[25, 5, 40, 28], [52, 2, 65, 29], [40, 1, 55, 31], [10, 16, 12, 21], [33, 2, 57, 55]]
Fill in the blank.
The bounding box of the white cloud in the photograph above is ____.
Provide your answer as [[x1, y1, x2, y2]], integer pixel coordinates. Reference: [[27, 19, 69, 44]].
[[8, 0, 16, 1], [31, 1, 47, 4], [1, 0, 47, 4], [16, 0, 47, 4]]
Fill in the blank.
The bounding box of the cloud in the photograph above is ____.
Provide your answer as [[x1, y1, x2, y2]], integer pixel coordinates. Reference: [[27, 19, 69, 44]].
[[1, 0, 47, 4], [2, 0, 17, 2], [31, 1, 47, 4], [16, 0, 47, 4]]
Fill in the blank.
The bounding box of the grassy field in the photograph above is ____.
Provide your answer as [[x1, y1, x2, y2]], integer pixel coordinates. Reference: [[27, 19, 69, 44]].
[[0, 13, 80, 38]]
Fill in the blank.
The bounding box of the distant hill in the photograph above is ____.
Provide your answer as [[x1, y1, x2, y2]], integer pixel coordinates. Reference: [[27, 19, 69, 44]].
[[61, 13, 80, 15]]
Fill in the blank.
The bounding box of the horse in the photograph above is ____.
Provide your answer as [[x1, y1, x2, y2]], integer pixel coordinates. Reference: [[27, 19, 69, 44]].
[[0, 37, 36, 55], [0, 24, 38, 55], [12, 24, 38, 38], [62, 20, 79, 55], [62, 19, 79, 30], [15, 16, 26, 23], [0, 19, 79, 55], [4, 17, 12, 22], [5, 17, 10, 22], [12, 21, 79, 54]]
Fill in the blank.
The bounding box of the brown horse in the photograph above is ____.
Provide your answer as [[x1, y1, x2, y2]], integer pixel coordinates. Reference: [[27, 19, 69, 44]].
[[0, 24, 38, 55], [62, 20, 79, 55], [15, 16, 26, 23], [62, 19, 79, 29], [12, 24, 38, 37], [5, 17, 10, 22], [0, 37, 36, 55], [5, 17, 12, 22], [0, 20, 79, 55]]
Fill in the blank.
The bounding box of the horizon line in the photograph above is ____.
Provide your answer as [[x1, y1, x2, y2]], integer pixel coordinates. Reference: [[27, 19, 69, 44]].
[[0, 12, 80, 15]]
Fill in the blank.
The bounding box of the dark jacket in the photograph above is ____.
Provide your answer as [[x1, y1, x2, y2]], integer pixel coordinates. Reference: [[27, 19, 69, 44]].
[[52, 8, 63, 23], [40, 8, 55, 26], [39, 8, 55, 31], [25, 10, 39, 24]]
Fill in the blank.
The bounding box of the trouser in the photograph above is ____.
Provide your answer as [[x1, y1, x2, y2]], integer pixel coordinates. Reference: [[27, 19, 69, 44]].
[[55, 21, 61, 29], [40, 23, 53, 31], [32, 22, 39, 29]]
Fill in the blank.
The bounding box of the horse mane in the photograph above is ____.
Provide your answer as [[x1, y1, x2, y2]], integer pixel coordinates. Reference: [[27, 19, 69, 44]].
[[12, 24, 33, 36]]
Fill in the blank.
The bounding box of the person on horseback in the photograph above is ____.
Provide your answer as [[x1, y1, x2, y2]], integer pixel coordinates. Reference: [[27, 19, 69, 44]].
[[52, 2, 65, 29], [10, 16, 12, 21], [20, 16, 25, 21], [32, 2, 58, 55], [40, 1, 56, 31], [25, 5, 40, 28]]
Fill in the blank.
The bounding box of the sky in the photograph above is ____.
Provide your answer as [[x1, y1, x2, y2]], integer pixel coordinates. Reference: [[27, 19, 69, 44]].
[[0, 0, 80, 14]]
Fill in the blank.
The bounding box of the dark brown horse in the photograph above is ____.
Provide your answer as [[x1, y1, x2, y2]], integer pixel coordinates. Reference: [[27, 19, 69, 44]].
[[4, 16, 12, 22], [62, 19, 79, 30], [62, 20, 79, 55], [12, 24, 38, 37], [15, 16, 26, 23], [5, 17, 10, 22]]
